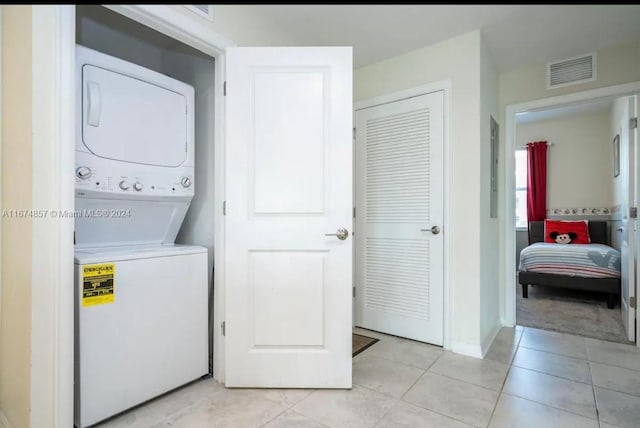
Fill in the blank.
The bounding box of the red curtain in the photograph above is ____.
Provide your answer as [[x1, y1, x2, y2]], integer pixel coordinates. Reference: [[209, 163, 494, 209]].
[[526, 141, 547, 239]]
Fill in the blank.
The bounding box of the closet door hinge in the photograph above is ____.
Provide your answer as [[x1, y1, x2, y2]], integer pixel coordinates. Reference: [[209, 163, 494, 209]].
[[631, 117, 638, 129], [353, 127, 356, 140], [630, 207, 637, 219], [353, 207, 356, 218], [221, 321, 226, 336], [353, 286, 356, 298], [223, 201, 226, 216], [631, 297, 637, 309], [223, 81, 227, 96]]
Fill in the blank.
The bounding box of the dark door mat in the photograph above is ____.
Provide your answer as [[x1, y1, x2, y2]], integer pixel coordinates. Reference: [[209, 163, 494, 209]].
[[352, 333, 379, 357]]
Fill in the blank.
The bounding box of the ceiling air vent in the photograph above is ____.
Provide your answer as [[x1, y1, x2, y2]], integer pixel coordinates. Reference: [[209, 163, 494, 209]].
[[547, 52, 596, 89], [184, 5, 214, 21]]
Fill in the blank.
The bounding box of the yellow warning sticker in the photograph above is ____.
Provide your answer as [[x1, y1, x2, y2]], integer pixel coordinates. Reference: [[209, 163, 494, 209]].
[[82, 263, 115, 307]]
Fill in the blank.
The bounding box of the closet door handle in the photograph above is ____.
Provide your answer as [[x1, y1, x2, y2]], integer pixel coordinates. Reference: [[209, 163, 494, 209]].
[[617, 227, 624, 232], [87, 81, 101, 127], [421, 226, 441, 235]]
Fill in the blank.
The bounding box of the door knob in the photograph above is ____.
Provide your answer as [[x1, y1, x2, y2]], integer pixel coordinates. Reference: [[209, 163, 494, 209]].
[[325, 228, 349, 240], [421, 226, 441, 235]]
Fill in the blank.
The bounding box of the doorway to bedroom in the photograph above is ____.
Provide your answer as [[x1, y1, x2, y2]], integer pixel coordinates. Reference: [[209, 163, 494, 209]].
[[511, 94, 638, 345]]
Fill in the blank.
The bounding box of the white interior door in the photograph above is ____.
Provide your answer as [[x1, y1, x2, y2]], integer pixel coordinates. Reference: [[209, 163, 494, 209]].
[[354, 91, 444, 345], [224, 47, 353, 388], [621, 95, 636, 342]]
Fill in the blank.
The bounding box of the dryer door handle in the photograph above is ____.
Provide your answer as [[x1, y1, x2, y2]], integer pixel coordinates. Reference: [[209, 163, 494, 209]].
[[87, 81, 101, 127]]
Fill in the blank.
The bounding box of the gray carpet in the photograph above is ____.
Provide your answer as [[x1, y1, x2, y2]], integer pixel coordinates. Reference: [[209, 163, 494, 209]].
[[516, 283, 632, 344]]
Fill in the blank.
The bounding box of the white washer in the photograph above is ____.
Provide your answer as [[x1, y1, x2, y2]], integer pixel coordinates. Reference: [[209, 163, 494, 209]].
[[74, 245, 208, 428]]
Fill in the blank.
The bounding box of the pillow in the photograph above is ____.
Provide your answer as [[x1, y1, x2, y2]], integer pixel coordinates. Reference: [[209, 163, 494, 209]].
[[544, 219, 590, 244]]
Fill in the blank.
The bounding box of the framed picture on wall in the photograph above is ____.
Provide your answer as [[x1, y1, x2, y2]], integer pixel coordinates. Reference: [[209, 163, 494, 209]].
[[613, 134, 620, 177]]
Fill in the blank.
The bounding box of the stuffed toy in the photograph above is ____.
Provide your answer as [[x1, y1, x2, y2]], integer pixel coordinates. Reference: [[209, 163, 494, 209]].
[[550, 231, 577, 244]]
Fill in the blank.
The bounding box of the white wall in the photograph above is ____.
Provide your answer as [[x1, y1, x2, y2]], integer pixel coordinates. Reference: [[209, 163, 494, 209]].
[[355, 30, 486, 352], [479, 38, 501, 348], [165, 50, 216, 282], [516, 111, 614, 210]]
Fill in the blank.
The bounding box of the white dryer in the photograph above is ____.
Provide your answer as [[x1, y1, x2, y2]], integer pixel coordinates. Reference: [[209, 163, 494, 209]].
[[75, 45, 196, 248], [73, 46, 208, 428]]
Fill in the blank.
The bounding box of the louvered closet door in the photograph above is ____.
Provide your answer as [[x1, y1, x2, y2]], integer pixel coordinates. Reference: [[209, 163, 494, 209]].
[[355, 91, 444, 345]]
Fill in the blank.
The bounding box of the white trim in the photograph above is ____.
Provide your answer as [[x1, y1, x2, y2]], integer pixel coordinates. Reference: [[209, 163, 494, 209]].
[[354, 80, 451, 112], [30, 6, 75, 428], [213, 54, 226, 383], [104, 5, 234, 54], [480, 322, 502, 358], [502, 81, 640, 328], [46, 4, 231, 424], [353, 79, 453, 350], [0, 410, 11, 428], [449, 341, 483, 359]]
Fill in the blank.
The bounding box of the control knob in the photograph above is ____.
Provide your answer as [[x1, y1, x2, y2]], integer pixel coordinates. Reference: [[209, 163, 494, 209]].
[[133, 181, 143, 191], [119, 180, 129, 191], [76, 166, 92, 180], [181, 177, 192, 188]]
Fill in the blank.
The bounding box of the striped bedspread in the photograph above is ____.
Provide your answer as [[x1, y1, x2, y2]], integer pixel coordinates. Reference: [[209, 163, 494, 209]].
[[519, 243, 621, 278]]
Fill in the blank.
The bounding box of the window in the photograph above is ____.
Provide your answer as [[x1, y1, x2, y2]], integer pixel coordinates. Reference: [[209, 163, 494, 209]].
[[515, 149, 528, 228]]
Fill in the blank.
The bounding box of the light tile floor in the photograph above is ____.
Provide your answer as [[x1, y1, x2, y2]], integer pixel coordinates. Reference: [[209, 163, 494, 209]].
[[95, 326, 640, 428]]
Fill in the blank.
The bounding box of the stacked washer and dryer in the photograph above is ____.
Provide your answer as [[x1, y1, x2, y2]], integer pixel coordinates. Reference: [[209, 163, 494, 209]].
[[74, 45, 208, 427]]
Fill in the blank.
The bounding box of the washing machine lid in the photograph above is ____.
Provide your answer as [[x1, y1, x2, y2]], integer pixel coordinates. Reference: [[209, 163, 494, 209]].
[[74, 244, 207, 264], [81, 64, 188, 168]]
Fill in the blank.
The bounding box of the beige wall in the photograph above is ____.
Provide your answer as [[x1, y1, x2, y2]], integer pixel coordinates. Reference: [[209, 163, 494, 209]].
[[516, 111, 614, 209], [499, 40, 640, 326], [0, 5, 33, 428], [499, 41, 640, 108], [355, 31, 486, 349], [479, 38, 501, 346], [167, 5, 300, 46]]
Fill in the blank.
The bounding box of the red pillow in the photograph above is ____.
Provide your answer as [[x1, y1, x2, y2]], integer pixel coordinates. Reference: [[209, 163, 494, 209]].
[[544, 220, 590, 244]]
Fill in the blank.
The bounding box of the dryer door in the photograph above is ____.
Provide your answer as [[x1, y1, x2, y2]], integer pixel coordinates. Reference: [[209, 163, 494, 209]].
[[81, 65, 188, 167]]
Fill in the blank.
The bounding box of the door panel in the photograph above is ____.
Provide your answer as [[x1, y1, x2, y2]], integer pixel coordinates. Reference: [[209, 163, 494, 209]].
[[355, 91, 444, 345], [225, 47, 352, 388]]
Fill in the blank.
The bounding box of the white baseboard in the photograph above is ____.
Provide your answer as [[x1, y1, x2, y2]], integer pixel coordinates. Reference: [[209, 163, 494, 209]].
[[0, 410, 12, 428], [450, 322, 503, 359], [480, 322, 503, 358], [449, 341, 483, 358]]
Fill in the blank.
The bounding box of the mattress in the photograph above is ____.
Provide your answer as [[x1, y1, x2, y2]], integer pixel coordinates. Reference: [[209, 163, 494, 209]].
[[519, 242, 621, 279]]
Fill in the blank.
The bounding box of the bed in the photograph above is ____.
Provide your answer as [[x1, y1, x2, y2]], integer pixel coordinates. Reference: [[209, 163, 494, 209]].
[[518, 220, 621, 309]]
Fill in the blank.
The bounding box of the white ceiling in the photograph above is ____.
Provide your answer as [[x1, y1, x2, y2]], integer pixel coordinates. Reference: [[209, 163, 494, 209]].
[[252, 5, 640, 71]]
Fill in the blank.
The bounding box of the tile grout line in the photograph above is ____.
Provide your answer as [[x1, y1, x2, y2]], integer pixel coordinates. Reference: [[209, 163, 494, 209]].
[[510, 362, 593, 386], [488, 329, 597, 425], [485, 331, 521, 428], [585, 337, 603, 427]]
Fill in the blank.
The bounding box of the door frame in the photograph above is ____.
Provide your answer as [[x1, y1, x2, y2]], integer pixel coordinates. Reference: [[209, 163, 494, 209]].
[[502, 81, 640, 349], [353, 80, 452, 350], [38, 5, 232, 426]]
